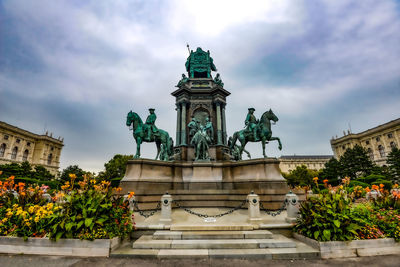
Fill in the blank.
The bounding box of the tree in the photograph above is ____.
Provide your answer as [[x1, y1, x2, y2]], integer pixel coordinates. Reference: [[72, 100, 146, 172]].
[[339, 145, 374, 179], [387, 146, 400, 181], [33, 165, 54, 181], [98, 154, 133, 180], [283, 165, 319, 187], [60, 165, 86, 182], [320, 158, 341, 185]]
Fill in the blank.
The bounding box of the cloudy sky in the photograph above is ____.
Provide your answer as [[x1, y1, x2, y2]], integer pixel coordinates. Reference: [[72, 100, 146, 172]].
[[1, 0, 399, 173]]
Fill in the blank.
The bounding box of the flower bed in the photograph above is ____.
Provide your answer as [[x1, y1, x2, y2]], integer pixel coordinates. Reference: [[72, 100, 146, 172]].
[[0, 174, 134, 256], [293, 177, 400, 258]]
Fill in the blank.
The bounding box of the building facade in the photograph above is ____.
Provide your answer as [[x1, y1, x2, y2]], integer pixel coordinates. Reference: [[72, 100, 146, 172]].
[[0, 121, 64, 176], [279, 155, 333, 173], [330, 118, 400, 166]]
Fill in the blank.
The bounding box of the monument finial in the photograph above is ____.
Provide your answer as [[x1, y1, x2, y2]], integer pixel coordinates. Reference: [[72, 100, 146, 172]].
[[186, 43, 190, 55]]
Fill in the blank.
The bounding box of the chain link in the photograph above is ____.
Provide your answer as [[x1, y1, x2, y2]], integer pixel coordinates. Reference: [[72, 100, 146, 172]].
[[259, 200, 286, 217], [173, 199, 248, 219], [133, 201, 161, 218]]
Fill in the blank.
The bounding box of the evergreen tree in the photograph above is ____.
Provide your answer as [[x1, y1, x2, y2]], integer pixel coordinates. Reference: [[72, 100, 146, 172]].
[[320, 158, 341, 185], [339, 145, 374, 179], [283, 165, 319, 187], [387, 146, 400, 181]]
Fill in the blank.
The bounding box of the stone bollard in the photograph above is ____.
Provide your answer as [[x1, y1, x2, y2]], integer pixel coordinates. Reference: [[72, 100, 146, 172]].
[[285, 191, 300, 223], [159, 192, 172, 224], [247, 191, 262, 222]]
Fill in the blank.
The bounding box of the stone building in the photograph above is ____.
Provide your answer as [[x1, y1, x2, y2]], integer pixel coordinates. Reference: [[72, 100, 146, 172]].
[[330, 118, 400, 166], [0, 121, 64, 176], [279, 155, 333, 173]]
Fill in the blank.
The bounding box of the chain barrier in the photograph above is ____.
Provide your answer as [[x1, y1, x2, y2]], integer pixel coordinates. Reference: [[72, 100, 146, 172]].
[[259, 200, 287, 217], [173, 199, 248, 219], [133, 201, 161, 218]]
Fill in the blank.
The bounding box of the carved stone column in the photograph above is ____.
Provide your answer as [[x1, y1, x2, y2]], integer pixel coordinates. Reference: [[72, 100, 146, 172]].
[[216, 102, 222, 145], [181, 102, 187, 145], [176, 104, 181, 145]]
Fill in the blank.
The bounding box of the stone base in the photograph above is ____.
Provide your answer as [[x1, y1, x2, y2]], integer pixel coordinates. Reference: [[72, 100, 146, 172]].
[[120, 158, 299, 210]]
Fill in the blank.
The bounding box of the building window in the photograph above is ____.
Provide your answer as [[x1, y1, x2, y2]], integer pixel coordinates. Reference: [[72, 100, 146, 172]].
[[390, 141, 397, 149], [378, 145, 385, 158], [376, 137, 380, 142], [388, 133, 393, 138], [342, 145, 346, 149], [4, 135, 9, 140], [16, 139, 21, 144], [47, 153, 53, 165], [0, 143, 6, 157], [367, 148, 374, 160], [27, 142, 31, 147], [11, 147, 18, 160], [22, 150, 29, 161], [50, 146, 54, 151], [366, 140, 370, 145]]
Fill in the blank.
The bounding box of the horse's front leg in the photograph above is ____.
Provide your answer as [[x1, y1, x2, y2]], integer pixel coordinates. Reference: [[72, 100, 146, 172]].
[[134, 137, 141, 158], [270, 137, 282, 150]]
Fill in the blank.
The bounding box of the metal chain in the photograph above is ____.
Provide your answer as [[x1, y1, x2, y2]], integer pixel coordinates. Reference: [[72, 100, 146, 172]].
[[173, 199, 248, 219], [133, 201, 161, 218], [259, 200, 286, 217]]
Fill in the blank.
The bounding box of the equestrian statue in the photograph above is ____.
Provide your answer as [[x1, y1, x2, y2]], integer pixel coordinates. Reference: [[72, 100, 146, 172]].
[[230, 108, 282, 158], [126, 109, 173, 160]]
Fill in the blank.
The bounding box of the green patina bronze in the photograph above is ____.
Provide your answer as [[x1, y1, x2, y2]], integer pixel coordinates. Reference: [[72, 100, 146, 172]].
[[188, 116, 213, 161], [228, 136, 251, 160], [185, 47, 217, 78], [214, 73, 224, 87], [176, 73, 189, 87], [230, 108, 282, 158], [126, 110, 173, 160]]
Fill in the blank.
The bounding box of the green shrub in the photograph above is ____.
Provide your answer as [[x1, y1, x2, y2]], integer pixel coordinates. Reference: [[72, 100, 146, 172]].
[[13, 177, 61, 190], [359, 174, 386, 184], [349, 180, 370, 188], [294, 192, 361, 241]]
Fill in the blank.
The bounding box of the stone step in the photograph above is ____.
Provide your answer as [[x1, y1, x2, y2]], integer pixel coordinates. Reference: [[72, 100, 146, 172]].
[[153, 230, 273, 240], [132, 235, 296, 249], [112, 242, 319, 259], [170, 224, 254, 231]]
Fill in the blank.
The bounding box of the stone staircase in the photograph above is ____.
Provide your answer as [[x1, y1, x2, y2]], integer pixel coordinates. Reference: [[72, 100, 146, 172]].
[[111, 227, 320, 259]]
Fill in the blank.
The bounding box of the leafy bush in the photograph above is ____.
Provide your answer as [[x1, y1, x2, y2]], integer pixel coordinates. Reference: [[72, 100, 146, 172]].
[[359, 174, 386, 185], [349, 180, 370, 188], [294, 192, 360, 241]]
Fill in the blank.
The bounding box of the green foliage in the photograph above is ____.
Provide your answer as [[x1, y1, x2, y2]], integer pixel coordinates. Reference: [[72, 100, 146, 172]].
[[98, 154, 133, 181], [349, 180, 369, 188], [60, 165, 86, 182], [0, 162, 55, 181], [387, 147, 400, 180], [320, 158, 341, 185], [339, 145, 374, 179], [14, 177, 61, 190], [358, 174, 386, 185], [283, 165, 320, 187], [294, 192, 361, 241]]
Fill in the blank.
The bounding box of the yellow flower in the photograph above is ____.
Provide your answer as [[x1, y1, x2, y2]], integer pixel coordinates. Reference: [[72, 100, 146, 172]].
[[46, 203, 53, 210], [69, 173, 77, 179], [34, 217, 40, 223], [47, 211, 53, 216], [6, 211, 13, 217], [1, 218, 7, 223], [28, 206, 35, 214]]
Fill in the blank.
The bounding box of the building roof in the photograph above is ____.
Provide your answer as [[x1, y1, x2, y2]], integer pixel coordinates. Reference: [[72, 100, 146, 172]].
[[331, 118, 400, 145], [280, 155, 333, 160], [0, 121, 64, 145]]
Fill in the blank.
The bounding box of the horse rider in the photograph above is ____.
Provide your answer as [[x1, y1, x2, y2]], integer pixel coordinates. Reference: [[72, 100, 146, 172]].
[[245, 107, 258, 140], [145, 108, 158, 140]]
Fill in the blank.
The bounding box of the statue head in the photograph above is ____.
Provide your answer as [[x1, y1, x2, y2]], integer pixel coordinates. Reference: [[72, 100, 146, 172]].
[[248, 107, 255, 114], [206, 117, 210, 122], [149, 108, 155, 114]]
